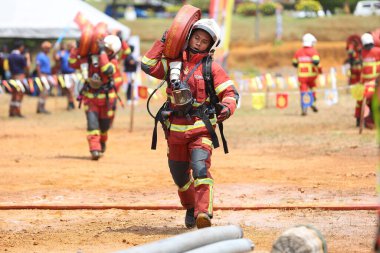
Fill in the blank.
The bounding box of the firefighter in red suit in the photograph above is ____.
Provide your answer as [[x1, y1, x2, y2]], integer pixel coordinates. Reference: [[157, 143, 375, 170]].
[[359, 33, 380, 129], [345, 36, 363, 126], [141, 19, 239, 229], [69, 35, 123, 160], [292, 33, 321, 116]]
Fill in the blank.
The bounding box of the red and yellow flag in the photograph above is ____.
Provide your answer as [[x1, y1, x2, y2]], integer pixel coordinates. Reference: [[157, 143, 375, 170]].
[[276, 93, 288, 109]]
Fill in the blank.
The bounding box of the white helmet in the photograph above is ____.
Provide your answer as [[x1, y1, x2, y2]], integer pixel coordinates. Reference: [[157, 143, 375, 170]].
[[104, 35, 121, 54], [302, 33, 317, 47], [361, 33, 374, 46], [188, 19, 221, 53]]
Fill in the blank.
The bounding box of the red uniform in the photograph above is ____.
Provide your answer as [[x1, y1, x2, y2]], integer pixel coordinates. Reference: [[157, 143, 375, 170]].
[[346, 43, 362, 85], [292, 46, 320, 103], [69, 49, 121, 153], [358, 46, 380, 127], [142, 40, 238, 218]]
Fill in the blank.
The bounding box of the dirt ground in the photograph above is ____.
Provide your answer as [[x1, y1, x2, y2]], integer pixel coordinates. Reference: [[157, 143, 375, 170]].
[[0, 42, 378, 253]]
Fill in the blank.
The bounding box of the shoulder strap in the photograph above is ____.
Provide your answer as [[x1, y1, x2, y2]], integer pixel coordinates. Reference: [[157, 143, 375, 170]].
[[201, 55, 229, 154]]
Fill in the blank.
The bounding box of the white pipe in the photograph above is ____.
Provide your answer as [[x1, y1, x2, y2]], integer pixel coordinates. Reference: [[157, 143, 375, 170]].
[[115, 225, 244, 253], [184, 238, 255, 253]]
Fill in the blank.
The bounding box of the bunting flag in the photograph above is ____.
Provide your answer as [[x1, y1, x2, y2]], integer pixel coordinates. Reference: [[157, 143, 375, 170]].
[[301, 91, 314, 108], [324, 89, 339, 106], [16, 80, 26, 93], [138, 85, 148, 99], [2, 80, 12, 92], [288, 76, 298, 89], [252, 93, 265, 110], [265, 73, 275, 88], [8, 80, 20, 92], [58, 75, 66, 88], [40, 76, 50, 90], [318, 73, 326, 87], [34, 77, 43, 91], [276, 93, 288, 109], [27, 78, 35, 94]]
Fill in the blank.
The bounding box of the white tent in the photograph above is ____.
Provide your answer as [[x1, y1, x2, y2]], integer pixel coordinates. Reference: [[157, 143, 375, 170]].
[[0, 0, 131, 39]]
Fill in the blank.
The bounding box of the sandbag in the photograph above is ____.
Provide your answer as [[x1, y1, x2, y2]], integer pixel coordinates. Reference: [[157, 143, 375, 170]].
[[163, 5, 201, 59], [90, 22, 109, 55], [78, 24, 93, 57]]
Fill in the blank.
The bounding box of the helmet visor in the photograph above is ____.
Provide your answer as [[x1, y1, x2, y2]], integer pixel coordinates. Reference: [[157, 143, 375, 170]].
[[172, 89, 192, 106]]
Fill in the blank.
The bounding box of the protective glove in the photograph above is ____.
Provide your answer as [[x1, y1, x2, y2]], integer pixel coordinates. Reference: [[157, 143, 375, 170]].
[[216, 103, 231, 123], [161, 30, 168, 43], [98, 39, 106, 53]]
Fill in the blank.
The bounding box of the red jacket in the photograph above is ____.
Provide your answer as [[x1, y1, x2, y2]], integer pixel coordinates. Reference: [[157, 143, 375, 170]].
[[361, 46, 380, 83], [69, 49, 123, 94], [292, 46, 320, 81], [142, 40, 238, 142]]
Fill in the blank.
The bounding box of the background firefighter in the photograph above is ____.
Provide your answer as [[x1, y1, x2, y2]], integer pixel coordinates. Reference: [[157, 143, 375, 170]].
[[8, 40, 30, 118], [292, 33, 321, 116], [69, 35, 123, 160], [359, 33, 380, 130], [345, 35, 363, 126], [141, 19, 239, 229]]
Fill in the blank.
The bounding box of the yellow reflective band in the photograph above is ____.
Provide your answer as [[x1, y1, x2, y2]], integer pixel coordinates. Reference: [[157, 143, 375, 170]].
[[107, 110, 114, 117], [84, 92, 117, 99], [194, 178, 214, 187], [114, 77, 123, 83], [162, 58, 168, 76], [179, 178, 194, 192], [142, 56, 158, 67], [100, 132, 107, 136], [208, 184, 214, 214], [222, 97, 236, 103], [165, 118, 217, 132], [215, 80, 234, 95], [312, 55, 320, 61], [69, 58, 77, 64], [201, 137, 213, 148], [9, 80, 20, 92], [101, 63, 115, 74], [363, 73, 379, 79], [292, 58, 298, 64], [87, 130, 100, 135], [124, 48, 131, 55], [84, 105, 89, 111]]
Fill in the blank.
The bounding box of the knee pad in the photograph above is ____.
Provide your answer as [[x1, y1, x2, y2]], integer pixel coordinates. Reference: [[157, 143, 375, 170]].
[[86, 111, 99, 131], [169, 160, 190, 188], [191, 149, 209, 179]]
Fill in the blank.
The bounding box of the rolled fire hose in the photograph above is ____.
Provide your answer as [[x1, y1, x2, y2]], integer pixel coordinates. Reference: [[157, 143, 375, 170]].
[[115, 225, 244, 253], [271, 225, 327, 253], [185, 238, 254, 253], [90, 22, 108, 55], [78, 24, 93, 57], [163, 4, 201, 59]]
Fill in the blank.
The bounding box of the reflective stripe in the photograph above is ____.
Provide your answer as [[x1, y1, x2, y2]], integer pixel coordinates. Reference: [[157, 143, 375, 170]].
[[114, 77, 123, 83], [87, 130, 100, 135], [68, 58, 77, 64], [162, 58, 168, 76], [107, 110, 114, 117], [84, 105, 89, 111], [165, 118, 217, 132], [194, 178, 214, 187], [84, 92, 117, 99], [101, 63, 115, 74], [142, 56, 158, 66], [215, 80, 234, 95], [222, 97, 237, 103], [201, 137, 213, 148], [208, 184, 214, 214], [179, 179, 194, 192], [100, 132, 107, 136], [312, 55, 320, 61]]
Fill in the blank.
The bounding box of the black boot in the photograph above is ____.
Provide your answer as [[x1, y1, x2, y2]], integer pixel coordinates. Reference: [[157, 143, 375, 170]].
[[100, 142, 106, 153], [90, 150, 101, 161], [311, 105, 318, 113], [67, 102, 75, 111], [185, 208, 195, 229]]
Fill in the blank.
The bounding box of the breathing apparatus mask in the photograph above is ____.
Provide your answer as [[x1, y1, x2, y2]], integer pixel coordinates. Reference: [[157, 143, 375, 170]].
[[169, 61, 193, 108]]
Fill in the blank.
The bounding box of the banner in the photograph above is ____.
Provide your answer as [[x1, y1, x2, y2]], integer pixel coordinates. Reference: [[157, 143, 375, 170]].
[[138, 85, 148, 99], [276, 93, 288, 109], [252, 92, 265, 110], [301, 91, 314, 108]]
